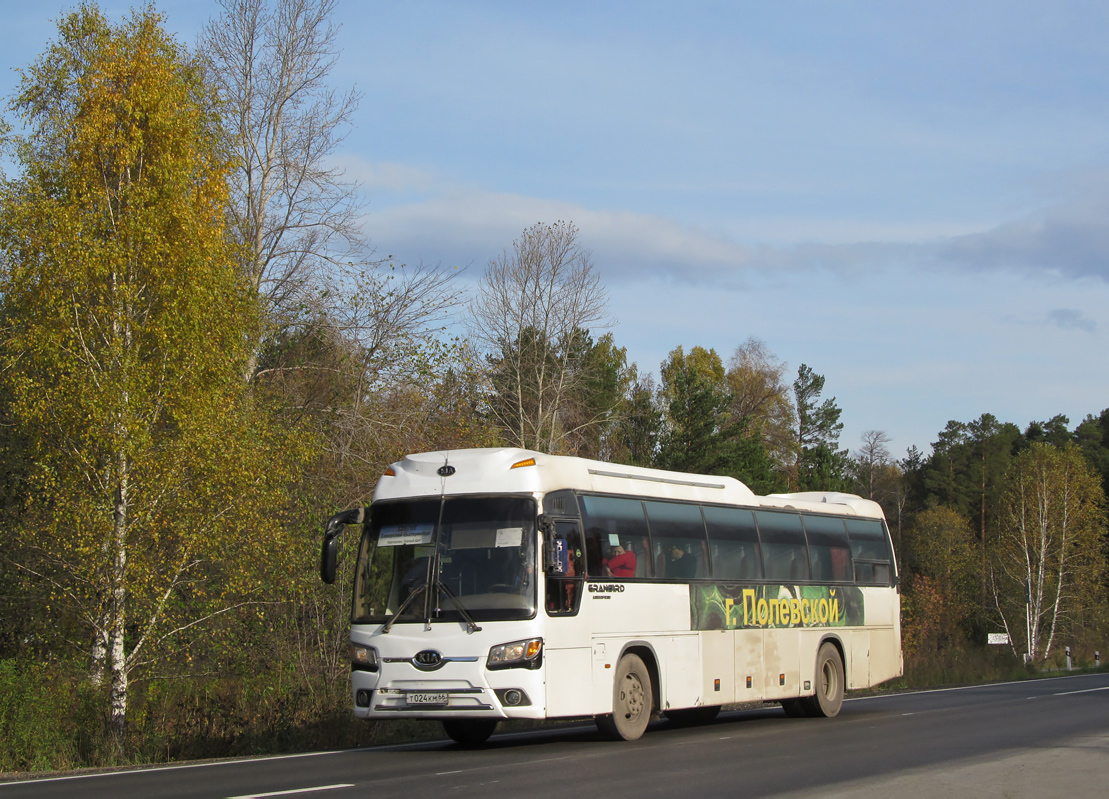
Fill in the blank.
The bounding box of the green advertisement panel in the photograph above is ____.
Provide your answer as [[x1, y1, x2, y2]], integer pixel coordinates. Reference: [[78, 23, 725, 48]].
[[691, 584, 864, 631]]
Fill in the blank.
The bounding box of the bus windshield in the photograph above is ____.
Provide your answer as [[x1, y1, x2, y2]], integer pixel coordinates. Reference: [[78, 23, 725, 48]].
[[353, 495, 537, 625]]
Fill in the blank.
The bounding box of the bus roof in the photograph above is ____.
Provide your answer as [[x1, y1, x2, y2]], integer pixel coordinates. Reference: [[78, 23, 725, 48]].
[[373, 447, 884, 520]]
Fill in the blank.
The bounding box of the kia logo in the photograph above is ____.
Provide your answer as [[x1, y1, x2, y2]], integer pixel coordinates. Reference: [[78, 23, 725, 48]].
[[437, 465, 456, 477], [413, 649, 444, 670]]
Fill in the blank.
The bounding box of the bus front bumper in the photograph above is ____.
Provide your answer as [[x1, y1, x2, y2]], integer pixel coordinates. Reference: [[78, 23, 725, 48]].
[[350, 663, 546, 720]]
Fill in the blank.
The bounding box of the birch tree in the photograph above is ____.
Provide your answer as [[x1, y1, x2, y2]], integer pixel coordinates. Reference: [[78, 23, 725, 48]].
[[201, 0, 363, 378], [202, 0, 463, 419], [470, 221, 611, 453], [726, 337, 796, 469], [851, 430, 903, 513], [991, 444, 1105, 663], [0, 6, 299, 742]]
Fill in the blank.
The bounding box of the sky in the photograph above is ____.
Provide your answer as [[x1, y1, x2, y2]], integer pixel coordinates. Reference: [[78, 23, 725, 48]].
[[3, 0, 1109, 459]]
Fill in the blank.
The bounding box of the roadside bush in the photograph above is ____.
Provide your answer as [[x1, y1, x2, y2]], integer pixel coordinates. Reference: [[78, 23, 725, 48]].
[[0, 659, 81, 773]]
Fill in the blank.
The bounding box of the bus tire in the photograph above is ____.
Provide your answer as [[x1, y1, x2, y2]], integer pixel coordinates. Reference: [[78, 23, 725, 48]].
[[442, 719, 497, 746], [665, 705, 720, 727], [596, 653, 653, 741], [804, 642, 844, 718]]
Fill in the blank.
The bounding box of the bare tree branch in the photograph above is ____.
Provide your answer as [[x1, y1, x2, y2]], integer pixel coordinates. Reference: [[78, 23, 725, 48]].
[[469, 221, 611, 454], [201, 0, 366, 379]]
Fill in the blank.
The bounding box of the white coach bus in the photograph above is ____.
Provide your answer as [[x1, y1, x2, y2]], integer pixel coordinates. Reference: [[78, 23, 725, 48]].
[[320, 448, 902, 745]]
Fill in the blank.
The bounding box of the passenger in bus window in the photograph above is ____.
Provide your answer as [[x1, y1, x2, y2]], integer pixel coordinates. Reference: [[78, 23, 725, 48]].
[[603, 543, 637, 577], [666, 544, 697, 579]]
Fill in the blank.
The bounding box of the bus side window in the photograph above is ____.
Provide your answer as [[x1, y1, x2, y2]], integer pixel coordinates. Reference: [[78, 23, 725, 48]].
[[802, 515, 852, 583], [846, 518, 893, 585], [644, 500, 708, 581], [580, 495, 651, 579], [755, 510, 809, 583], [704, 505, 761, 581]]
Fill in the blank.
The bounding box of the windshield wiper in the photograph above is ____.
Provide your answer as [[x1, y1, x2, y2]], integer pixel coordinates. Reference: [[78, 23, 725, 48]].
[[382, 582, 427, 634], [434, 581, 482, 633]]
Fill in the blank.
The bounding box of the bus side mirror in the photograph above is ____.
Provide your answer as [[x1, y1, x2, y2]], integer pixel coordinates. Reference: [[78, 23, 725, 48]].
[[538, 514, 557, 574], [321, 536, 339, 584], [320, 508, 365, 585], [538, 514, 570, 576]]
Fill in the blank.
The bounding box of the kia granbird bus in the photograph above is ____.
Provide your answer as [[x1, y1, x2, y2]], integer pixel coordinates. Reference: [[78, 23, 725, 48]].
[[320, 448, 902, 745]]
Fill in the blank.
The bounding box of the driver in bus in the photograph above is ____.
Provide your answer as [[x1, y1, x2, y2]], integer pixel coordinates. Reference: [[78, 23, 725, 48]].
[[603, 542, 637, 578]]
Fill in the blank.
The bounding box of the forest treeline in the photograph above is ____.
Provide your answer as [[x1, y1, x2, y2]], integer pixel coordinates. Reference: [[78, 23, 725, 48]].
[[1, 1, 1106, 773]]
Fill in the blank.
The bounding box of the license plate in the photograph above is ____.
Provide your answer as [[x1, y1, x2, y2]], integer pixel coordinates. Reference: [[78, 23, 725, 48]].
[[408, 692, 449, 705]]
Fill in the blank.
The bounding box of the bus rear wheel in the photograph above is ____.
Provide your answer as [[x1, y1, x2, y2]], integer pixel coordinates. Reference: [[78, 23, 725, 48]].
[[596, 653, 653, 741], [802, 642, 844, 718], [442, 719, 498, 747]]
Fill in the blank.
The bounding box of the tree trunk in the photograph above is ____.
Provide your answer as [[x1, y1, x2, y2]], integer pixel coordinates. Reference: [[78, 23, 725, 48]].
[[980, 464, 987, 607], [108, 450, 130, 744]]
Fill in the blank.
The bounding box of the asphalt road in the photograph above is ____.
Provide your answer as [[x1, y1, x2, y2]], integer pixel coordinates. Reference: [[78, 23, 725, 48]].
[[3, 672, 1107, 799]]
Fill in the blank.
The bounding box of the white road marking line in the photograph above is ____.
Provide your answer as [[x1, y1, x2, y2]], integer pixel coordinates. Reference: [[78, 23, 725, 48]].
[[845, 672, 1107, 702], [226, 784, 354, 798], [1054, 686, 1109, 696], [0, 749, 355, 787]]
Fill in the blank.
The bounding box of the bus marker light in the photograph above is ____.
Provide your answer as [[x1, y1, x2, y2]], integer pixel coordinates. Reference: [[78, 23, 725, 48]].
[[780, 674, 786, 686], [714, 679, 720, 692], [511, 457, 537, 469], [746, 676, 752, 688]]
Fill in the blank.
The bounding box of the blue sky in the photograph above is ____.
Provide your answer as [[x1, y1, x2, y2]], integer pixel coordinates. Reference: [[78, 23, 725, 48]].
[[4, 1, 1109, 459]]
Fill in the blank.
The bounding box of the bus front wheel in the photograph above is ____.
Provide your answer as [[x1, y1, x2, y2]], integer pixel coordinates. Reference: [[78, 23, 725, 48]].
[[803, 642, 844, 718], [442, 719, 497, 747], [596, 653, 653, 741]]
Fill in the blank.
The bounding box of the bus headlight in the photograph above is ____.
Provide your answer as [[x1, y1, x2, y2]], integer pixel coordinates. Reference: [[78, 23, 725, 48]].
[[350, 643, 379, 672], [487, 638, 543, 670]]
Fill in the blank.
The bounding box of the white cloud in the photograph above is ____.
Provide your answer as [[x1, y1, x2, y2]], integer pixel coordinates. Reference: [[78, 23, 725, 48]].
[[361, 179, 924, 287], [355, 160, 1109, 300], [365, 186, 760, 278], [936, 178, 1109, 281]]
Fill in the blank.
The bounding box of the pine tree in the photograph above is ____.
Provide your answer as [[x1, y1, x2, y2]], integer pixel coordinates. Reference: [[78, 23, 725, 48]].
[[793, 364, 849, 491]]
